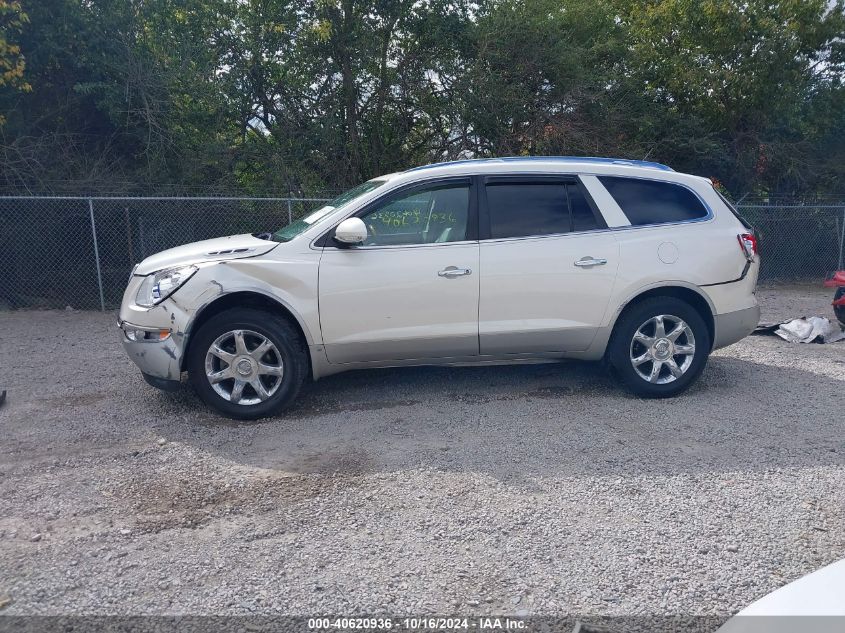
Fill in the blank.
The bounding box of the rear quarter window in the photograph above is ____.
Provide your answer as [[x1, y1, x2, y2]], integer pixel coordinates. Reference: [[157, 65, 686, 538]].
[[598, 176, 709, 226]]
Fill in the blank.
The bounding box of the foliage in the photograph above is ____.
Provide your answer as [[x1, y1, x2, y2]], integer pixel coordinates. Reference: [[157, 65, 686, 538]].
[[0, 0, 843, 197], [616, 0, 845, 195], [0, 0, 29, 124]]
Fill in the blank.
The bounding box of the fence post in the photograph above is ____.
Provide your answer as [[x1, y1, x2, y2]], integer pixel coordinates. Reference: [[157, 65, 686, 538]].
[[88, 198, 106, 312], [839, 207, 845, 270], [287, 195, 293, 225]]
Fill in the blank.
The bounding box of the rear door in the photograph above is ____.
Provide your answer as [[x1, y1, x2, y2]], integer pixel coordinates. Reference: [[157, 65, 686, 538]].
[[478, 176, 619, 355]]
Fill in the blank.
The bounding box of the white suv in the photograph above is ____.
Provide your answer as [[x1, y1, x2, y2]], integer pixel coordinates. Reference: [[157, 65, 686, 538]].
[[119, 157, 760, 419]]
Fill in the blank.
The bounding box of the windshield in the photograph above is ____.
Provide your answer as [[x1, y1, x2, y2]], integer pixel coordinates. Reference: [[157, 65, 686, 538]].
[[272, 179, 387, 242]]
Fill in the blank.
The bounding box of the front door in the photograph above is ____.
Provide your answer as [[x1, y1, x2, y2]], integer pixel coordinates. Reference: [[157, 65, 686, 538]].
[[319, 179, 480, 364], [478, 176, 619, 354]]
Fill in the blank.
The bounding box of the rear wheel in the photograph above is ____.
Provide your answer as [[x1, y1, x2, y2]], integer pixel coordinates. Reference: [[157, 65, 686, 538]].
[[187, 308, 308, 419], [608, 297, 711, 398]]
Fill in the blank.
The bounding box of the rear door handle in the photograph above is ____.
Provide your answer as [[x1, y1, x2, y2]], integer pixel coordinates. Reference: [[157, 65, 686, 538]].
[[438, 266, 472, 278], [574, 256, 607, 268]]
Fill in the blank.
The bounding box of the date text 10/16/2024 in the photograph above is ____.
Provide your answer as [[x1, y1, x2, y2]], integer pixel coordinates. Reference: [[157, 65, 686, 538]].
[[308, 618, 528, 631]]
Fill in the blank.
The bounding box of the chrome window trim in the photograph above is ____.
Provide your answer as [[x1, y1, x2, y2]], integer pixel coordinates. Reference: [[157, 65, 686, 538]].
[[477, 173, 714, 243], [308, 169, 715, 250], [607, 214, 715, 232], [325, 239, 479, 252], [477, 226, 615, 245], [475, 217, 715, 246]]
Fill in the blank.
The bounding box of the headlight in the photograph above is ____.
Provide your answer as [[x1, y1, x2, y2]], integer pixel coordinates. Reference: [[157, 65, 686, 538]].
[[135, 265, 197, 308]]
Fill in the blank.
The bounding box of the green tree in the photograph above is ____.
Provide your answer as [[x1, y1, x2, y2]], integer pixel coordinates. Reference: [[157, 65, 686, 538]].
[[458, 0, 626, 157], [0, 0, 28, 91], [0, 0, 843, 197], [616, 0, 845, 195]]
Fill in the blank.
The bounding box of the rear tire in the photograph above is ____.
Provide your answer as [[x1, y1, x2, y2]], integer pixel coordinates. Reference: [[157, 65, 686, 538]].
[[187, 308, 308, 419], [608, 296, 711, 398]]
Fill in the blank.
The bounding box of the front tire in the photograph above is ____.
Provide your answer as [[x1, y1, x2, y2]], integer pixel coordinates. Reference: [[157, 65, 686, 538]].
[[187, 308, 308, 419], [608, 297, 711, 398]]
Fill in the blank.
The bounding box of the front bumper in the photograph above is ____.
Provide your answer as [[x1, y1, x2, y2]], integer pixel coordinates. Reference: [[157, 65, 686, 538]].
[[119, 320, 184, 383]]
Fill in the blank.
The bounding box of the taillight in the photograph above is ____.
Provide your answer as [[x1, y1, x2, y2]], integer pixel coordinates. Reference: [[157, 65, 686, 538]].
[[737, 233, 758, 261]]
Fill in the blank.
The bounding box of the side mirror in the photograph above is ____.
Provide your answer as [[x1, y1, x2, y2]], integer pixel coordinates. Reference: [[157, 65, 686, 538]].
[[334, 217, 368, 245]]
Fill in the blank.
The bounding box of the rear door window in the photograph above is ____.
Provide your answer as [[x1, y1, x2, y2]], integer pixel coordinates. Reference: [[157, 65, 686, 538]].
[[485, 180, 604, 239], [598, 176, 708, 225], [486, 182, 569, 239], [568, 183, 601, 232]]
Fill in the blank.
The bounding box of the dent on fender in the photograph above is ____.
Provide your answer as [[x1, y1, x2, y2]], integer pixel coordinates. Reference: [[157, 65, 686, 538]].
[[223, 258, 314, 293], [183, 259, 320, 346], [211, 260, 310, 308]]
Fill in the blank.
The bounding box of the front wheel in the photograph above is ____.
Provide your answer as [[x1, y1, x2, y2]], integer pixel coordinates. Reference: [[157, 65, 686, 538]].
[[608, 297, 711, 398], [187, 308, 308, 419]]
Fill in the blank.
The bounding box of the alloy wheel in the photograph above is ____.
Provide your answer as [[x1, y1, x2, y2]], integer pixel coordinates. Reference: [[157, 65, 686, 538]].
[[629, 314, 696, 384], [204, 329, 284, 405]]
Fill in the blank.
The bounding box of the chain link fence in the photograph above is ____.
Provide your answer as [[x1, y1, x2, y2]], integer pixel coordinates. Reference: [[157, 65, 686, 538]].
[[735, 204, 845, 281], [0, 196, 330, 310], [0, 196, 843, 311]]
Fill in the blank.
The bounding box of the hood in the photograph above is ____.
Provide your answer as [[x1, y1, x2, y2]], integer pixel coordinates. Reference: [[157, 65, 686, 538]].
[[134, 234, 278, 275]]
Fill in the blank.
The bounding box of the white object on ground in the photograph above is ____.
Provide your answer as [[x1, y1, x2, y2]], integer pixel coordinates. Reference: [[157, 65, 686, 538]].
[[717, 558, 845, 633], [775, 316, 845, 344]]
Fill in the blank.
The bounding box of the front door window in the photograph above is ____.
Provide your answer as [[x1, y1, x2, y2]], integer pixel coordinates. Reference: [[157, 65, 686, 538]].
[[358, 184, 470, 246]]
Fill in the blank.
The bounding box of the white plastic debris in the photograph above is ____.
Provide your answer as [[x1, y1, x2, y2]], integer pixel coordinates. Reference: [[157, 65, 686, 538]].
[[775, 317, 845, 344]]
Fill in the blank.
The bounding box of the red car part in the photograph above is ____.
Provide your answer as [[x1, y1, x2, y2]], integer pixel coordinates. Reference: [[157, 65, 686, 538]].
[[826, 271, 845, 326], [737, 233, 758, 261], [823, 270, 845, 288]]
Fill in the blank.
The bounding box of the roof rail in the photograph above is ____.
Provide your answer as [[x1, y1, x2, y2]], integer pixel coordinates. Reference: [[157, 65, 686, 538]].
[[405, 156, 674, 173]]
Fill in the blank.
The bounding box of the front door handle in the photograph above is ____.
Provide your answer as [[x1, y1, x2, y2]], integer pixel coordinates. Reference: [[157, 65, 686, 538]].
[[574, 256, 607, 268], [438, 266, 472, 278]]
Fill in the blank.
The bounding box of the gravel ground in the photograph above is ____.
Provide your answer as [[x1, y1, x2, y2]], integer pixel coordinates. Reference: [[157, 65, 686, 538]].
[[0, 285, 843, 624]]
